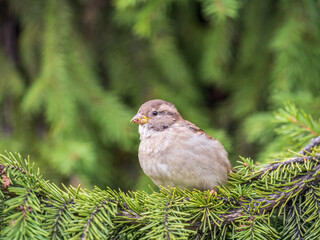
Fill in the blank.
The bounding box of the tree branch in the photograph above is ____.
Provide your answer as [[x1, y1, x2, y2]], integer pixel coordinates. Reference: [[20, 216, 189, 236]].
[[299, 136, 320, 155], [216, 164, 320, 226], [1, 136, 320, 235], [256, 156, 320, 179], [116, 136, 320, 229], [289, 117, 318, 137]]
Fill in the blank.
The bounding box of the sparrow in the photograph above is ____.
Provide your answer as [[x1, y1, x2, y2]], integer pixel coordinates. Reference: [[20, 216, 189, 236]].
[[131, 99, 232, 191]]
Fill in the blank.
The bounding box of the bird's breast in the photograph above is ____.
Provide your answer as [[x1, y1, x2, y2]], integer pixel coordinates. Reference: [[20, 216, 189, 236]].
[[138, 125, 173, 156], [138, 125, 176, 182], [137, 124, 230, 190]]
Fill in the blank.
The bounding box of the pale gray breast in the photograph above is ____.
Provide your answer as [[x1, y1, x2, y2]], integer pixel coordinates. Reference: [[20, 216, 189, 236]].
[[138, 124, 230, 190]]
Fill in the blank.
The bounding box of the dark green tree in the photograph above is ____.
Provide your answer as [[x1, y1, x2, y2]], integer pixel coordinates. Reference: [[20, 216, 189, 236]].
[[0, 0, 319, 193]]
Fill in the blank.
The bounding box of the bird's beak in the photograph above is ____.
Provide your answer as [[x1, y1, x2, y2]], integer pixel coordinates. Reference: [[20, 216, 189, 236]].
[[131, 113, 150, 125]]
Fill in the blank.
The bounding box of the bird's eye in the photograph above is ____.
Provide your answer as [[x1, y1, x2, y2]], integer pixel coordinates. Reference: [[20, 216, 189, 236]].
[[152, 111, 158, 116]]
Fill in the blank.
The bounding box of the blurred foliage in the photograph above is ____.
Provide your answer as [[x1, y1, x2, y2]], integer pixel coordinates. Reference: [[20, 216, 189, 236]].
[[0, 0, 319, 190]]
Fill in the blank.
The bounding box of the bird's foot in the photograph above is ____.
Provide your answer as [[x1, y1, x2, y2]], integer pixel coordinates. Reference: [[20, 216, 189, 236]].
[[209, 187, 217, 197]]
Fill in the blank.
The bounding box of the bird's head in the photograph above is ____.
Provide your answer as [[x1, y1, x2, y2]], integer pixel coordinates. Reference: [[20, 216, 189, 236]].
[[131, 99, 181, 131]]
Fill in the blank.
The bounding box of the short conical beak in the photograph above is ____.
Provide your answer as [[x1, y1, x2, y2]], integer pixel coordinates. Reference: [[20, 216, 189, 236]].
[[130, 113, 150, 125]]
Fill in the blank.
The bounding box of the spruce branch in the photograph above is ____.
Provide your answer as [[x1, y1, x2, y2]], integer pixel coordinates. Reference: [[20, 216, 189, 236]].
[[219, 163, 320, 224], [49, 199, 75, 240], [0, 135, 319, 239], [256, 156, 320, 179], [117, 202, 142, 224], [275, 105, 320, 143], [112, 160, 320, 231], [80, 199, 115, 240], [299, 136, 320, 155], [115, 136, 320, 230], [254, 135, 320, 179], [289, 116, 318, 137], [163, 202, 171, 240]]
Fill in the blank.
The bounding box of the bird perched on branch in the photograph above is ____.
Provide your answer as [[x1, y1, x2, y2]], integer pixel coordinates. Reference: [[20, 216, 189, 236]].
[[131, 99, 231, 191]]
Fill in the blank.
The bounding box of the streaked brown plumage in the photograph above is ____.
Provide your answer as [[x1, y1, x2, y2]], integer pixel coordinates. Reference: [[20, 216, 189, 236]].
[[131, 99, 231, 190]]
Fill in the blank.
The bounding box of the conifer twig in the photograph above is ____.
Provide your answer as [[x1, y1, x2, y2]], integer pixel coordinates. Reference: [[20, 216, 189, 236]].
[[256, 156, 320, 179], [256, 136, 320, 179], [299, 136, 320, 155], [115, 161, 320, 229], [289, 116, 318, 137], [214, 163, 320, 226], [116, 136, 320, 229], [1, 136, 320, 236]]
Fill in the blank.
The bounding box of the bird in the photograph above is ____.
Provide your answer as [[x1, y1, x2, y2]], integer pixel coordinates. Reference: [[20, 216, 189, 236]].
[[131, 99, 232, 191]]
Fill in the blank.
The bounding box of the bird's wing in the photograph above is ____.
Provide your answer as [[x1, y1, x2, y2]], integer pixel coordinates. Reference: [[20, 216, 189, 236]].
[[182, 120, 215, 140]]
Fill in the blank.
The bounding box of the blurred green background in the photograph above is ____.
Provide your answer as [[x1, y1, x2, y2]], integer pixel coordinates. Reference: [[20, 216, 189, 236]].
[[0, 0, 319, 191]]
